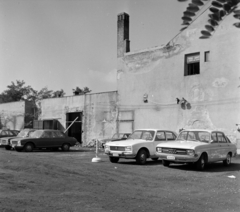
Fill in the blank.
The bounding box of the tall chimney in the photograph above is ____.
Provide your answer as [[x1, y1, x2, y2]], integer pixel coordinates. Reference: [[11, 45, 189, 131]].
[[117, 12, 130, 58]]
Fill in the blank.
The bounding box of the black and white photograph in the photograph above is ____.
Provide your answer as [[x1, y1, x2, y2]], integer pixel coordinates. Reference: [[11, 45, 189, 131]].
[[0, 0, 240, 211]]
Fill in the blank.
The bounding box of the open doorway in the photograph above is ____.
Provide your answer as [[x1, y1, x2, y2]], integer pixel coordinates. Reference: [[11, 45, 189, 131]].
[[66, 112, 82, 144]]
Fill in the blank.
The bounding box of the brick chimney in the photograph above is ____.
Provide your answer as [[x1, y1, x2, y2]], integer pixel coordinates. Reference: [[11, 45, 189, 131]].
[[117, 12, 130, 58]]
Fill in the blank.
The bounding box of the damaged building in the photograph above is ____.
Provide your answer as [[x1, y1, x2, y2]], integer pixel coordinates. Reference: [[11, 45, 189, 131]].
[[1, 6, 240, 148], [117, 10, 240, 147]]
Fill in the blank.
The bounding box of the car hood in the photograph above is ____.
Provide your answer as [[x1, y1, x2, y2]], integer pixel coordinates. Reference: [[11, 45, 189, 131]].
[[11, 137, 31, 142], [157, 140, 207, 149], [106, 139, 149, 146], [1, 136, 17, 141]]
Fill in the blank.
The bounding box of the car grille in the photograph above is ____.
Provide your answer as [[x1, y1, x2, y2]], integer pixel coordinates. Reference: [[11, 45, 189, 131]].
[[162, 148, 187, 155], [1, 140, 8, 144], [11, 141, 18, 145], [110, 146, 125, 151]]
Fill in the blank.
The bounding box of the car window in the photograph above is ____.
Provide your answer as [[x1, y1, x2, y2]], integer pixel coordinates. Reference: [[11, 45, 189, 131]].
[[52, 131, 65, 138], [128, 131, 141, 139], [225, 136, 232, 143], [155, 131, 166, 141], [8, 131, 15, 136], [1, 131, 7, 136], [199, 132, 210, 143], [112, 133, 119, 139], [217, 133, 227, 143], [211, 132, 218, 143], [41, 131, 52, 138], [177, 131, 188, 140], [142, 131, 153, 140], [122, 134, 128, 139], [166, 132, 175, 140], [187, 132, 196, 141]]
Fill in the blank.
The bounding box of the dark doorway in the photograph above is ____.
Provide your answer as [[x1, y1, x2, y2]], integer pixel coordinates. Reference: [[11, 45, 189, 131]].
[[66, 112, 82, 144]]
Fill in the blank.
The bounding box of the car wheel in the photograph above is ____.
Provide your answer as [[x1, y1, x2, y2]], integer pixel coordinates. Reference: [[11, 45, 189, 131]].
[[5, 146, 11, 150], [62, 143, 70, 151], [109, 157, 119, 163], [136, 149, 147, 165], [162, 160, 170, 167], [24, 143, 34, 152], [196, 154, 206, 171], [223, 153, 231, 166], [151, 158, 159, 161]]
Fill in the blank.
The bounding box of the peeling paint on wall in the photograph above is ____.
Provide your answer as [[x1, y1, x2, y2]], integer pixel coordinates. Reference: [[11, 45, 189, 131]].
[[185, 106, 215, 129], [190, 84, 214, 102], [121, 33, 192, 75], [212, 77, 229, 88]]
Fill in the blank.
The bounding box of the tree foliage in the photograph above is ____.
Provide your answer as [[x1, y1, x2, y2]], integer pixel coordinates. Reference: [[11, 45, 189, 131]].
[[177, 0, 240, 38], [73, 86, 92, 95], [0, 80, 65, 103]]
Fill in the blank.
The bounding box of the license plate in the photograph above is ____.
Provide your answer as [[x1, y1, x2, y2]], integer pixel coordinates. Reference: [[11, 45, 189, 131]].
[[113, 153, 119, 157], [167, 156, 175, 160]]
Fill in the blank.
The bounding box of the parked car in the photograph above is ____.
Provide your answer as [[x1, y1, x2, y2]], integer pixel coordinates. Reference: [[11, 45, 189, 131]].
[[155, 129, 237, 170], [100, 133, 131, 148], [104, 129, 177, 165], [0, 128, 35, 150], [10, 129, 77, 152], [0, 129, 19, 146]]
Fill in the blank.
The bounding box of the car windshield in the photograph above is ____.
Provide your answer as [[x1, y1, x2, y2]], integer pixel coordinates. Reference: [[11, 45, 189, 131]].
[[29, 130, 44, 138], [128, 130, 155, 140], [18, 129, 33, 138], [177, 131, 211, 143], [112, 133, 124, 139]]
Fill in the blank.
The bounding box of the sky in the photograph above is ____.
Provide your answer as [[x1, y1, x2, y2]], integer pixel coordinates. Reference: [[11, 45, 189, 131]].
[[0, 0, 188, 96]]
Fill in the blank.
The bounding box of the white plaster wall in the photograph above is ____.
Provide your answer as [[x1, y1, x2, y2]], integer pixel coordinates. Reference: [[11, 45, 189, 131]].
[[0, 101, 26, 130], [40, 92, 118, 146], [117, 8, 240, 144]]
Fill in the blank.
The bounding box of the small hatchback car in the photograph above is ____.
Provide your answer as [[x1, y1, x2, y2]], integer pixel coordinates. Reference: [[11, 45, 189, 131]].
[[156, 129, 237, 170], [10, 129, 77, 152]]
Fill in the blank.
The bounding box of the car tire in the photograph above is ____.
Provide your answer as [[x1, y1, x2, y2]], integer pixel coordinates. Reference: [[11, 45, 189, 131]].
[[24, 143, 34, 152], [5, 146, 11, 150], [136, 149, 147, 165], [109, 157, 119, 163], [151, 158, 159, 161], [62, 143, 70, 151], [162, 160, 170, 167], [196, 154, 206, 171], [223, 153, 231, 166]]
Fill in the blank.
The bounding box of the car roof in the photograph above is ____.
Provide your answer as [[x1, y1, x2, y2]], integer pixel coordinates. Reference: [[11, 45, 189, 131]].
[[34, 129, 61, 132], [135, 129, 176, 132], [180, 129, 221, 133]]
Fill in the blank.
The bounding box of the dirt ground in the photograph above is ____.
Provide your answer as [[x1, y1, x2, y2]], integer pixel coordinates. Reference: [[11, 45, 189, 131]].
[[0, 147, 240, 212]]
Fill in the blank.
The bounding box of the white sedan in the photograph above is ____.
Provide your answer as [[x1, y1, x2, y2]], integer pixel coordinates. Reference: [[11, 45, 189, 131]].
[[156, 129, 237, 170]]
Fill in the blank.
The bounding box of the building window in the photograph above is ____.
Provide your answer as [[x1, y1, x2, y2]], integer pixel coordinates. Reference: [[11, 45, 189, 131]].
[[184, 53, 200, 76], [204, 51, 210, 62]]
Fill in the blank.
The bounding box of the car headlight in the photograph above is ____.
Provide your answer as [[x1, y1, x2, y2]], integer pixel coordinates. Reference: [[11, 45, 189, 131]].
[[125, 146, 132, 151], [156, 147, 162, 153], [187, 149, 195, 156]]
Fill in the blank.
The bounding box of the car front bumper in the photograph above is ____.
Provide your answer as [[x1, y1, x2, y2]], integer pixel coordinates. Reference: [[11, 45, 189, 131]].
[[156, 153, 200, 163], [105, 150, 136, 159]]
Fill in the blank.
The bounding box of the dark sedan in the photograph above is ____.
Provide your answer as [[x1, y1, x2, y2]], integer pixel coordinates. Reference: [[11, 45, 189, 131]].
[[10, 129, 77, 152]]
